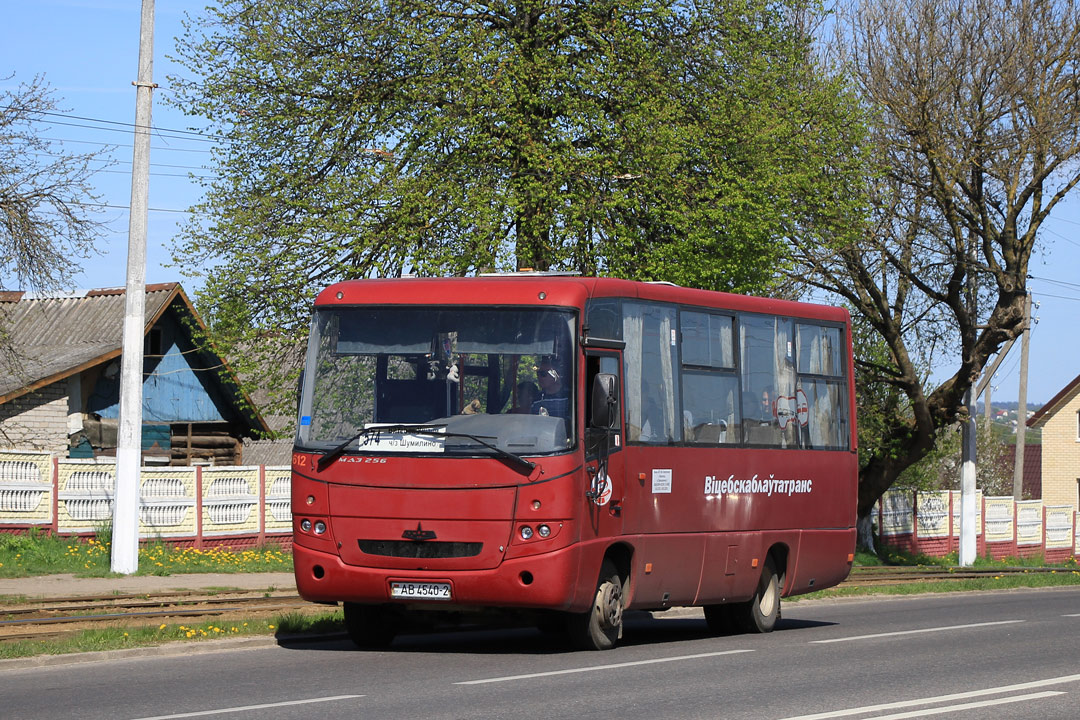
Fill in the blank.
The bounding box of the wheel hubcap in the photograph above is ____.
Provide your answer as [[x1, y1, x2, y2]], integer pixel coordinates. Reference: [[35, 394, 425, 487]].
[[600, 583, 623, 629], [759, 578, 777, 617]]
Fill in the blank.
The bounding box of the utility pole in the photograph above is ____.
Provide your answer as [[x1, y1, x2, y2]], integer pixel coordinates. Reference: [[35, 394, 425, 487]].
[[1013, 292, 1032, 500], [112, 0, 155, 574], [958, 240, 978, 567]]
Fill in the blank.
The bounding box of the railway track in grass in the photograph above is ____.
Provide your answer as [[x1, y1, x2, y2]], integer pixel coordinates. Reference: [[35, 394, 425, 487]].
[[838, 565, 1076, 589], [0, 590, 318, 643]]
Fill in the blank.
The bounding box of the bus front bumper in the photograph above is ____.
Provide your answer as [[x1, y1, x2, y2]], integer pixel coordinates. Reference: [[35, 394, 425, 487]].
[[293, 542, 591, 612]]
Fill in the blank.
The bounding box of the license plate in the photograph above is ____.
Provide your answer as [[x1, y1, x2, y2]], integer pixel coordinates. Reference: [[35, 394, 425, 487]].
[[390, 581, 452, 600]]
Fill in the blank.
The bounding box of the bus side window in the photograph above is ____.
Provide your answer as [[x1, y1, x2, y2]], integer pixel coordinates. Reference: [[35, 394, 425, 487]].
[[739, 314, 794, 447], [624, 303, 678, 444]]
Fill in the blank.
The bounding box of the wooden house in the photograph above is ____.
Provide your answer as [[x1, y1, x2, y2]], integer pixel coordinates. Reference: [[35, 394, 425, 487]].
[[0, 283, 268, 465]]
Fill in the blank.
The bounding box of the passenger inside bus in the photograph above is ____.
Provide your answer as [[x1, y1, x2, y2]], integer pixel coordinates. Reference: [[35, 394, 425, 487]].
[[533, 357, 569, 419], [535, 358, 564, 398], [511, 381, 539, 413]]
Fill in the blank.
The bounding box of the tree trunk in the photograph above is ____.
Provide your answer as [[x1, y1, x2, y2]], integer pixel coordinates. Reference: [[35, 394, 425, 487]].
[[856, 512, 877, 555]]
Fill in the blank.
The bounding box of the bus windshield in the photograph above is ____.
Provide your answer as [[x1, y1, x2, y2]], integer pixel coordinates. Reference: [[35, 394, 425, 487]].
[[296, 306, 576, 456]]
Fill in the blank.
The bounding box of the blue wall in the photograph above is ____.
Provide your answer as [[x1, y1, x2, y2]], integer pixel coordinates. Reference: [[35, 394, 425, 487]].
[[87, 306, 241, 425]]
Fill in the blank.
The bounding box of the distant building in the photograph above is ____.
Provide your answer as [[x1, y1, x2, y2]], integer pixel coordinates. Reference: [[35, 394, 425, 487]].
[[0, 283, 268, 465], [1004, 444, 1042, 499], [1028, 374, 1080, 512]]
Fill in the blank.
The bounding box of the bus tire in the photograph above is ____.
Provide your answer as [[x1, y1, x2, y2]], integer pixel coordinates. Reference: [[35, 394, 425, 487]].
[[569, 559, 624, 650], [343, 603, 398, 648], [736, 556, 780, 633]]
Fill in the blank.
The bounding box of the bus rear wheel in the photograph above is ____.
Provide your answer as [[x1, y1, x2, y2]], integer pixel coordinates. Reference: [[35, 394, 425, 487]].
[[569, 559, 625, 650], [735, 556, 780, 633], [343, 603, 398, 648]]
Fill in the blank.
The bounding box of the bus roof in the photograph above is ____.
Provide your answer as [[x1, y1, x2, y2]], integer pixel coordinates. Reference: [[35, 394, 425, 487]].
[[315, 276, 849, 324]]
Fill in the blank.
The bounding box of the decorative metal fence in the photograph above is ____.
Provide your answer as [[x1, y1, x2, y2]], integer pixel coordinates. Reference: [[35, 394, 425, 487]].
[[878, 489, 1078, 563], [0, 451, 291, 548]]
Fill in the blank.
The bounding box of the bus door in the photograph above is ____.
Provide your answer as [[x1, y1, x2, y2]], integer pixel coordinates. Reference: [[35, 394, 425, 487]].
[[584, 352, 624, 539]]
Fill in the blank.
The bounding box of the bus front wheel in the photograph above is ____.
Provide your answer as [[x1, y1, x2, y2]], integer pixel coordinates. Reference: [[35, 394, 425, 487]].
[[569, 559, 625, 650], [343, 603, 398, 648]]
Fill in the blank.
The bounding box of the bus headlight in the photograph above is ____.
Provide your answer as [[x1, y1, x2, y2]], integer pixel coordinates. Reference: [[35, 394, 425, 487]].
[[520, 525, 534, 540], [301, 519, 312, 532], [537, 524, 551, 538], [314, 521, 327, 535]]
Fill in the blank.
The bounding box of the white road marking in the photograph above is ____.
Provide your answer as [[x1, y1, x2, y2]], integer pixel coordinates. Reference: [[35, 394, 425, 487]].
[[455, 649, 754, 685], [1064, 613, 1080, 617], [810, 619, 1023, 644], [129, 695, 364, 720], [857, 692, 1065, 720], [776, 673, 1080, 720]]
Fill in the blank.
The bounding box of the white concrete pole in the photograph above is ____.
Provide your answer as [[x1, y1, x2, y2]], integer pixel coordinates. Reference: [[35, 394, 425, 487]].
[[958, 386, 977, 566], [112, 0, 155, 574]]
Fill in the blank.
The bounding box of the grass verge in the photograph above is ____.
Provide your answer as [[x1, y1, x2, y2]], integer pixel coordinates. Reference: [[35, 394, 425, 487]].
[[0, 530, 291, 577], [796, 566, 1080, 602]]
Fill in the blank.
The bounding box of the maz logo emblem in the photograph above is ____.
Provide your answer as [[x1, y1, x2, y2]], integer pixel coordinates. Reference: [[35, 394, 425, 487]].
[[402, 523, 437, 542]]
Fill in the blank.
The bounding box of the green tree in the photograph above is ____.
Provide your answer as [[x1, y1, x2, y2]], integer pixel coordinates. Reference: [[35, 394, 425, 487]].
[[168, 0, 866, 416], [793, 0, 1080, 542], [894, 419, 1014, 499]]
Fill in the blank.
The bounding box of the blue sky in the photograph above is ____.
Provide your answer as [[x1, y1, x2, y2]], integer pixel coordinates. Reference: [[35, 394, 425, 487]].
[[3, 0, 1080, 405]]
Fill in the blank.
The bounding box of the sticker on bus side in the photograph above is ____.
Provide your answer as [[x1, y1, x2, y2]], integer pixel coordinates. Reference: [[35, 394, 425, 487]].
[[652, 468, 672, 493]]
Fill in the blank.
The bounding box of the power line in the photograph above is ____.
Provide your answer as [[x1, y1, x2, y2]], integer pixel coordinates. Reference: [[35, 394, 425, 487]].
[[3, 104, 225, 143], [71, 200, 195, 215], [1030, 290, 1080, 302], [1028, 273, 1080, 291], [97, 168, 216, 179], [39, 135, 214, 155], [30, 117, 221, 145], [28, 152, 216, 178]]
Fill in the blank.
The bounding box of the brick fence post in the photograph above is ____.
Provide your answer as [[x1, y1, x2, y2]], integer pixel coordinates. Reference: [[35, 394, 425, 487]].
[[50, 455, 59, 537], [912, 490, 920, 555], [195, 465, 203, 549], [258, 464, 266, 545]]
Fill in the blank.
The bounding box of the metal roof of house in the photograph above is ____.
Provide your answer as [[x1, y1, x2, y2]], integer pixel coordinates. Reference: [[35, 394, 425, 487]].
[[1027, 372, 1079, 428], [0, 283, 268, 434]]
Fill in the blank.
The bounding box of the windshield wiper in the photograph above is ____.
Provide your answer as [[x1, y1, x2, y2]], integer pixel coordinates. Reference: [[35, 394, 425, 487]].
[[315, 424, 536, 476]]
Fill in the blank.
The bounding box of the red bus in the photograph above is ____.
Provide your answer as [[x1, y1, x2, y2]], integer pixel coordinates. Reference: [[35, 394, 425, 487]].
[[291, 275, 857, 650]]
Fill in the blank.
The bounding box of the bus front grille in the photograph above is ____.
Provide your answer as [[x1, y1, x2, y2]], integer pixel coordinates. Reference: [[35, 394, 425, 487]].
[[357, 539, 484, 559]]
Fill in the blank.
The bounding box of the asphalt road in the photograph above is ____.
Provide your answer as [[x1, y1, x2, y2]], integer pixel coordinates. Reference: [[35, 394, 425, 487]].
[[3, 586, 1079, 720]]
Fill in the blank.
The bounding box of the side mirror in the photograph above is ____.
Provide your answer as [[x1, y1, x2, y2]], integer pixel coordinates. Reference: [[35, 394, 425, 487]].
[[591, 373, 619, 429]]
